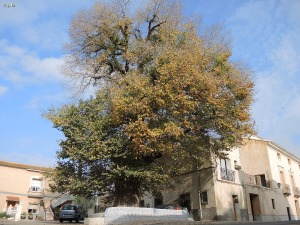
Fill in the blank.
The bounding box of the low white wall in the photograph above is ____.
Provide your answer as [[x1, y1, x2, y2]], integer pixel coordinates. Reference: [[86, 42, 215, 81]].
[[105, 207, 189, 225], [84, 217, 105, 225], [85, 207, 189, 225]]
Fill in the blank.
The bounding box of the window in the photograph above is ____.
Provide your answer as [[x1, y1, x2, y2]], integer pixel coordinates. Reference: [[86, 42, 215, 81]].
[[290, 175, 295, 189], [201, 191, 208, 205], [259, 175, 269, 188], [277, 153, 281, 160], [28, 204, 38, 214], [288, 158, 291, 165], [233, 195, 238, 203], [272, 199, 275, 209], [279, 171, 285, 185], [30, 178, 43, 192], [220, 159, 231, 170], [62, 205, 76, 210], [220, 159, 235, 181]]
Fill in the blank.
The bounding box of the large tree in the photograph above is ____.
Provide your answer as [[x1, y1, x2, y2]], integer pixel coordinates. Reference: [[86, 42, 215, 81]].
[[45, 93, 166, 206], [47, 0, 255, 214]]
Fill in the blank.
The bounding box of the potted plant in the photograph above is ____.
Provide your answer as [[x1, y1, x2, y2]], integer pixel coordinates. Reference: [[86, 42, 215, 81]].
[[28, 212, 33, 220], [21, 212, 26, 219]]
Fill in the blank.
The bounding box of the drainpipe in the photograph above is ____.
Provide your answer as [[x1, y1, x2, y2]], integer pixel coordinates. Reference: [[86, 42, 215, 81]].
[[197, 160, 203, 221]]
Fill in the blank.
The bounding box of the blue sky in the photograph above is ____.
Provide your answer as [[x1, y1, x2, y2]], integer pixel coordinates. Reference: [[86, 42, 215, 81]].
[[0, 0, 299, 167]]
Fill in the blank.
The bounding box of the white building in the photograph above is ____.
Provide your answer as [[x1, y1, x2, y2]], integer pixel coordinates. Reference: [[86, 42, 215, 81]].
[[141, 136, 300, 222]]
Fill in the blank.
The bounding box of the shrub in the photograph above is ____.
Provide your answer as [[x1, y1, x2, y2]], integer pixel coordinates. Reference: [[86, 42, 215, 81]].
[[0, 212, 7, 218]]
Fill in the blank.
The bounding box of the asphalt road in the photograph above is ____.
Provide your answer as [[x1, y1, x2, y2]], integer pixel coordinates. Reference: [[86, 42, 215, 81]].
[[0, 220, 83, 225], [199, 222, 300, 225]]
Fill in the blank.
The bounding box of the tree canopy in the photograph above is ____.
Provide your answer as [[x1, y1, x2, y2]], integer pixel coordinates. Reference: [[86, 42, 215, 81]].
[[46, 0, 255, 206], [46, 93, 167, 205]]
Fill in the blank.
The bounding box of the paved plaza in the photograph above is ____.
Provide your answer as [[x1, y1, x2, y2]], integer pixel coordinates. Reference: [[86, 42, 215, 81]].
[[1, 219, 300, 225], [0, 219, 82, 225]]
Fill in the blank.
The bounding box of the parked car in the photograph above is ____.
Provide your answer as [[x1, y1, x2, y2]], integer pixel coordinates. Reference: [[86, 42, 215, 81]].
[[59, 204, 86, 223]]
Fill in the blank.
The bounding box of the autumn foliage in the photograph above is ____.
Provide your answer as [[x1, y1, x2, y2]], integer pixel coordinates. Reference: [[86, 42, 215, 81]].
[[46, 0, 255, 206]]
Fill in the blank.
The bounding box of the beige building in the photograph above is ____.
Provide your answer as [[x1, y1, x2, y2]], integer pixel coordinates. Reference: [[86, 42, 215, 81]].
[[141, 136, 300, 222], [0, 160, 73, 220]]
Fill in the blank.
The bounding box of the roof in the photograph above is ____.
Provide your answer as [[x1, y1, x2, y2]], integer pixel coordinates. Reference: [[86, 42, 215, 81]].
[[268, 141, 300, 162], [0, 160, 50, 172]]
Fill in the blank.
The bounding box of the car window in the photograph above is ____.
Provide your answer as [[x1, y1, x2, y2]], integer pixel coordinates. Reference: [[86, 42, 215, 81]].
[[62, 205, 76, 210]]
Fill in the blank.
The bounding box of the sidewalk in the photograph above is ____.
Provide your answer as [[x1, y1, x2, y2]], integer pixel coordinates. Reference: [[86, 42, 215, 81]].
[[0, 219, 62, 224]]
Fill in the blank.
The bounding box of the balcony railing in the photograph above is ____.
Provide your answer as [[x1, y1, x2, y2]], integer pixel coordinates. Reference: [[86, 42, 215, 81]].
[[29, 186, 44, 192], [294, 187, 300, 198], [243, 173, 257, 185], [283, 184, 291, 195], [221, 168, 235, 182], [259, 179, 271, 188]]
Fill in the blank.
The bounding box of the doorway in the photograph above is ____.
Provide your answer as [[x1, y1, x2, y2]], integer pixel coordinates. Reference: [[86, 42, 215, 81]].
[[154, 194, 163, 207], [232, 195, 238, 221], [179, 193, 191, 213], [249, 194, 261, 221], [287, 207, 291, 221]]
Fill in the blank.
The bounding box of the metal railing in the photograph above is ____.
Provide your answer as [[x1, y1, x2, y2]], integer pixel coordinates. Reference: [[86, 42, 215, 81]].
[[259, 178, 271, 188], [220, 168, 235, 182], [50, 193, 75, 208], [294, 187, 300, 197], [283, 184, 291, 195], [29, 186, 44, 192]]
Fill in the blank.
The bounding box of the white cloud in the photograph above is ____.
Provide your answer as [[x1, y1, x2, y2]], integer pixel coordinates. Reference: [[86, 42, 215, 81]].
[[0, 0, 100, 52], [0, 1, 41, 28], [22, 55, 64, 82], [0, 85, 8, 96], [0, 39, 64, 86], [228, 0, 300, 156]]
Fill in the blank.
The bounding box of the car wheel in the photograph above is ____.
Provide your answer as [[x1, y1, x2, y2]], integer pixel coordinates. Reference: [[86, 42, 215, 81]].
[[69, 219, 72, 222], [59, 219, 63, 223]]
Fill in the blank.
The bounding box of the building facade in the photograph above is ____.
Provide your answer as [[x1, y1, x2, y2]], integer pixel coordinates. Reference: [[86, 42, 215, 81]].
[[0, 161, 72, 219], [141, 136, 300, 222]]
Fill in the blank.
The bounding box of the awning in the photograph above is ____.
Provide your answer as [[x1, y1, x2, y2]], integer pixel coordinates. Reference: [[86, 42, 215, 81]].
[[6, 196, 20, 202]]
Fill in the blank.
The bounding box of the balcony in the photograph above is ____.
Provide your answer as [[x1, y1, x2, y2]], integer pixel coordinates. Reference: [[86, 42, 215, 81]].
[[221, 168, 235, 182], [29, 186, 43, 192], [28, 186, 44, 197], [283, 184, 291, 196], [258, 176, 271, 188], [294, 187, 300, 198]]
